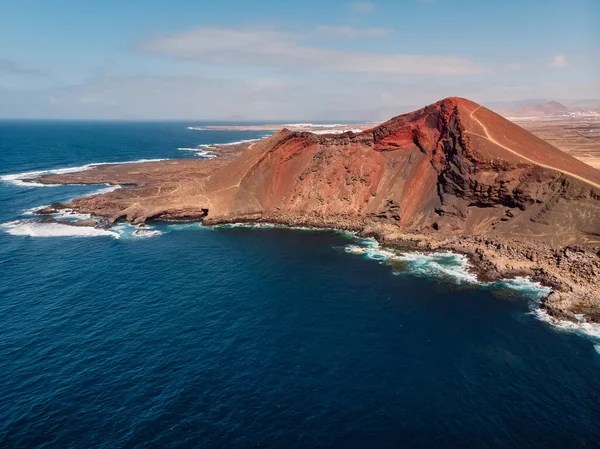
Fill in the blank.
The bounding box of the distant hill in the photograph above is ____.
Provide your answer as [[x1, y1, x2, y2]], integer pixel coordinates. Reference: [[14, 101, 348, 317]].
[[493, 100, 600, 118]]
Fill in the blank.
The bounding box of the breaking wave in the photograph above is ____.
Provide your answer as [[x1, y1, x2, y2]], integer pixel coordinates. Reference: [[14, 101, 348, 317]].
[[342, 239, 553, 297], [343, 237, 600, 354], [492, 277, 551, 298], [132, 228, 162, 238], [195, 137, 271, 147], [177, 148, 217, 158], [1, 160, 167, 187], [178, 136, 271, 157], [1, 220, 119, 238], [283, 123, 343, 128], [89, 184, 122, 195], [344, 240, 478, 284], [533, 307, 600, 353], [311, 129, 364, 135]]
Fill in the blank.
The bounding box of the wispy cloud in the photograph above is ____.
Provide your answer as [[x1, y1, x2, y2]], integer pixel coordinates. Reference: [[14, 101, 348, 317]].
[[350, 2, 375, 13], [315, 25, 390, 38], [504, 63, 530, 71], [547, 55, 568, 68], [0, 58, 44, 76], [3, 73, 597, 121], [139, 27, 490, 76]]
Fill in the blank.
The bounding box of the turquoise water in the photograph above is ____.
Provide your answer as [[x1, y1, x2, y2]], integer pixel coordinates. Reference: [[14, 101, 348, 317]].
[[1, 121, 599, 448]]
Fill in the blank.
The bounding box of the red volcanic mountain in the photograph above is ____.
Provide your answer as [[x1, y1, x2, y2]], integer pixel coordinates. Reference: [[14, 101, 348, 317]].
[[41, 97, 600, 246], [198, 97, 600, 244]]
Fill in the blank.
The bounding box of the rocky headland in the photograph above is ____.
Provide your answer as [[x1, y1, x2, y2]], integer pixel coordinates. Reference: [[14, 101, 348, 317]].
[[28, 97, 600, 322]]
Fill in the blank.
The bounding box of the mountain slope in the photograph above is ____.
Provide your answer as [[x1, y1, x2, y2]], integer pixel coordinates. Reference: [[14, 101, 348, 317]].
[[198, 97, 600, 245], [37, 97, 600, 246]]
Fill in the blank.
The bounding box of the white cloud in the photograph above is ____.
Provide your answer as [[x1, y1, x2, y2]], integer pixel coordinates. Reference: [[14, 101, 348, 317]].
[[350, 2, 375, 13], [315, 25, 390, 38], [548, 55, 568, 68], [139, 27, 489, 76]]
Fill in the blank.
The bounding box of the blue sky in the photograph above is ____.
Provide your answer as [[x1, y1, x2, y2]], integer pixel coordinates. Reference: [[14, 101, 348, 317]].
[[0, 0, 598, 119]]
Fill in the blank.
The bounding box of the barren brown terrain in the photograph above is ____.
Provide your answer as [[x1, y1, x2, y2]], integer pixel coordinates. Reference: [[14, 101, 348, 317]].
[[24, 97, 600, 323], [516, 118, 600, 170]]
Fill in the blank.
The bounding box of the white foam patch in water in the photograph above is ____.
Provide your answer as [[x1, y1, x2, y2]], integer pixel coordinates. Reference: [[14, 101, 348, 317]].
[[1, 220, 119, 238], [533, 307, 600, 349], [53, 211, 92, 222], [111, 222, 206, 239], [214, 222, 347, 233], [493, 277, 551, 298], [178, 136, 273, 157], [283, 123, 342, 128], [311, 129, 364, 135], [177, 148, 217, 158], [344, 242, 477, 284], [0, 160, 167, 187], [196, 137, 272, 148], [132, 228, 162, 238], [216, 222, 277, 229], [91, 184, 121, 195], [21, 205, 49, 216], [20, 185, 119, 217], [345, 237, 600, 354], [162, 222, 204, 232]]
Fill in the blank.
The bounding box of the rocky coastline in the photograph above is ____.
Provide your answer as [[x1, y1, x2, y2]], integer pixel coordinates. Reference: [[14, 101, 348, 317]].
[[202, 212, 600, 324], [27, 189, 600, 324], [22, 97, 600, 325]]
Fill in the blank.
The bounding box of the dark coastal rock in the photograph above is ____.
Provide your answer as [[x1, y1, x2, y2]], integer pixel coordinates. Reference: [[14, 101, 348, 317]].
[[35, 206, 58, 215], [57, 219, 98, 227]]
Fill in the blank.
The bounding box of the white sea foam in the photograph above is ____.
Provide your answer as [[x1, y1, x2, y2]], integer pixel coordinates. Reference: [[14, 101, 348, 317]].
[[22, 205, 49, 216], [311, 129, 364, 135], [1, 160, 167, 187], [533, 307, 600, 347], [344, 237, 599, 353], [178, 137, 271, 157], [493, 277, 551, 298], [216, 222, 277, 229], [344, 242, 478, 284], [92, 184, 121, 195], [284, 123, 342, 128], [20, 185, 120, 217], [177, 148, 217, 158], [196, 137, 270, 147], [1, 220, 119, 238], [52, 209, 93, 221], [21, 206, 92, 220], [132, 228, 162, 238]]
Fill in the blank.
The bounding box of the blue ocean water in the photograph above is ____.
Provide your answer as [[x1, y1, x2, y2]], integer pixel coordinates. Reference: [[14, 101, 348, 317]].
[[1, 120, 599, 448]]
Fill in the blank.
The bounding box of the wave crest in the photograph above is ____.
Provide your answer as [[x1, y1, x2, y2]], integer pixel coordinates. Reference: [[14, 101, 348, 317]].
[[1, 220, 119, 238], [1, 160, 167, 187]]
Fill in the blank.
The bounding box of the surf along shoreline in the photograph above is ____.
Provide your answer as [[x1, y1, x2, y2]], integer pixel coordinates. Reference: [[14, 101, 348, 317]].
[[4, 136, 599, 327], [26, 197, 600, 327]]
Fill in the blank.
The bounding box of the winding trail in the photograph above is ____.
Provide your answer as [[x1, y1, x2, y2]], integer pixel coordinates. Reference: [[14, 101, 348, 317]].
[[467, 106, 600, 190]]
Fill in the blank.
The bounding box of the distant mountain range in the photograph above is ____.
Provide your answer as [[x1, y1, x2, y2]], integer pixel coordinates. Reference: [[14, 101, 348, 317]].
[[489, 99, 600, 118]]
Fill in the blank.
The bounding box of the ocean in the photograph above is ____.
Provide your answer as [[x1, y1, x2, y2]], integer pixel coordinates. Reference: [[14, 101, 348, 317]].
[[1, 120, 599, 448]]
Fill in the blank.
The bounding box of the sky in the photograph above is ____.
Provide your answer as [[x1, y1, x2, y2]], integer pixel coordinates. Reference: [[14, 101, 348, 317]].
[[0, 0, 598, 120]]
